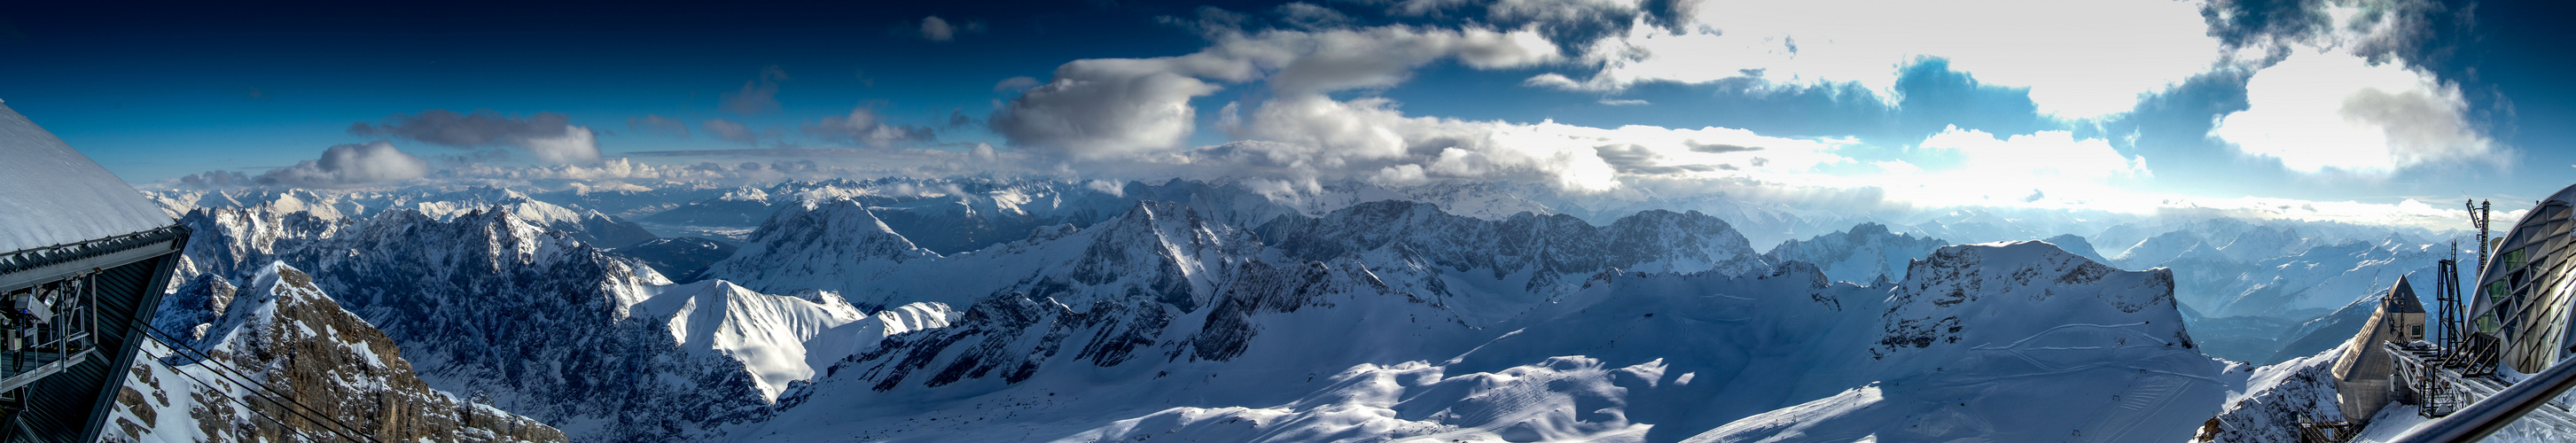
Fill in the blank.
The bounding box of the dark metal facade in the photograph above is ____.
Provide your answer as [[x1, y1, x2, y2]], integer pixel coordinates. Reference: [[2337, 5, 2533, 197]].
[[0, 225, 185, 442]]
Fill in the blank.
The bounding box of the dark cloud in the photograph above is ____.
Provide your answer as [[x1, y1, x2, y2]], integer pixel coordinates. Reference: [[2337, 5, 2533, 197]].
[[2200, 0, 2478, 71], [1684, 142, 1761, 153], [722, 66, 788, 115], [990, 60, 1218, 158], [1592, 144, 1715, 175], [628, 114, 690, 138], [703, 119, 767, 145], [173, 170, 254, 189], [253, 141, 431, 187], [347, 109, 601, 164], [802, 107, 938, 147], [2200, 0, 2332, 50], [349, 109, 570, 147]]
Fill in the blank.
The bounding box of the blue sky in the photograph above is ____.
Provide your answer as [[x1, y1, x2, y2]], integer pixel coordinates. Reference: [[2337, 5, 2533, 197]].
[[2, 0, 2564, 226]]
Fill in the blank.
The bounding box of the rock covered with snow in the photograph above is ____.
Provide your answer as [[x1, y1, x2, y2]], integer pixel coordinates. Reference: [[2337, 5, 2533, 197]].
[[109, 262, 564, 442]]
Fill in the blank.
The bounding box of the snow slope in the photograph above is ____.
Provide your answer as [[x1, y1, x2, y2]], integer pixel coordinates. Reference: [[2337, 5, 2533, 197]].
[[712, 240, 2229, 442]]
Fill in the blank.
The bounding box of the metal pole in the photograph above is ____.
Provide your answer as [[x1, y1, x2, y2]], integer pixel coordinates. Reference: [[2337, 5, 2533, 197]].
[[2391, 356, 2576, 443]]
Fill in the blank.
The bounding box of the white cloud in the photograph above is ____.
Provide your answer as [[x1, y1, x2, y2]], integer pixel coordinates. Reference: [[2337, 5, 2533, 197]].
[[255, 141, 432, 187], [1918, 127, 2149, 183], [521, 127, 602, 165], [1535, 0, 2222, 118], [1597, 98, 1648, 105], [2210, 46, 2498, 174], [1830, 127, 2149, 208]]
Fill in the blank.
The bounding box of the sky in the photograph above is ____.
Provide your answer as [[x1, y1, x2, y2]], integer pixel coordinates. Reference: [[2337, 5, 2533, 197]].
[[2, 0, 2564, 228]]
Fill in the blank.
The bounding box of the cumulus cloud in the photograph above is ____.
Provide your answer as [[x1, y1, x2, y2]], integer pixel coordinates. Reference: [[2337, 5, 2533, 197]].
[[989, 60, 1222, 159], [347, 109, 602, 165], [628, 115, 690, 138], [990, 23, 1559, 159], [2208, 46, 2497, 174], [254, 141, 433, 187], [1527, 0, 2224, 118], [802, 107, 937, 147], [722, 66, 788, 115]]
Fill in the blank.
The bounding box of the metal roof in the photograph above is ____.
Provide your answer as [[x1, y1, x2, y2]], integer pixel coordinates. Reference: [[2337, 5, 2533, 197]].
[[0, 101, 174, 254]]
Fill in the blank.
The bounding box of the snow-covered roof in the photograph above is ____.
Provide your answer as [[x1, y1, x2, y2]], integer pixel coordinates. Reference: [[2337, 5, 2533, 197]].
[[0, 101, 174, 253]]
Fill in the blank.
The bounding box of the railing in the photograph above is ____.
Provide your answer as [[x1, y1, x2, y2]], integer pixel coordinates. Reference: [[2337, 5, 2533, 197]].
[[2389, 342, 2576, 442], [0, 269, 99, 392]]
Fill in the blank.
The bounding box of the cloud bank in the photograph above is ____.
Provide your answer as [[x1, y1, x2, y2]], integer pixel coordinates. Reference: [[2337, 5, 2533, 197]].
[[347, 109, 602, 165], [253, 141, 432, 187]]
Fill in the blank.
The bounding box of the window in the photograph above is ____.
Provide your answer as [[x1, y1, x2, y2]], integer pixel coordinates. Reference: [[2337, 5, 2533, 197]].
[[2412, 324, 2424, 339]]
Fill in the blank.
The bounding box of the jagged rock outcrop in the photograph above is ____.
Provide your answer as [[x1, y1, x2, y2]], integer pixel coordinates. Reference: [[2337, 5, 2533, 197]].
[[1257, 200, 1768, 299], [110, 262, 566, 442]]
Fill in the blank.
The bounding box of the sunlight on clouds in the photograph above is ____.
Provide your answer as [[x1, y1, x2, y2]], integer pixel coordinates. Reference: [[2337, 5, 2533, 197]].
[[1840, 127, 2147, 209], [1544, 0, 2221, 118], [2210, 45, 2498, 174]]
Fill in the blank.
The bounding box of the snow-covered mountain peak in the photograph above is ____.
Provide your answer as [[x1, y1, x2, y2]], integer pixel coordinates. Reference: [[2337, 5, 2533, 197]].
[[1050, 200, 1261, 312], [1765, 222, 1949, 284], [627, 279, 885, 400], [1878, 241, 2189, 360], [1601, 209, 1765, 275], [701, 198, 939, 298]]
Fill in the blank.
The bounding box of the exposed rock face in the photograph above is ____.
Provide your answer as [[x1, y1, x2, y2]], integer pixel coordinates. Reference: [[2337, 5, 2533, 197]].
[[1257, 200, 1768, 298], [110, 262, 566, 443], [2201, 349, 2346, 443], [262, 208, 774, 441]]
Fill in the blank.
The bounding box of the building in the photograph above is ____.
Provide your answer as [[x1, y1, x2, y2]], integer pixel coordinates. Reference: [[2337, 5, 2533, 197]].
[[2334, 276, 2429, 422], [0, 100, 190, 442], [2470, 183, 2576, 374]]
